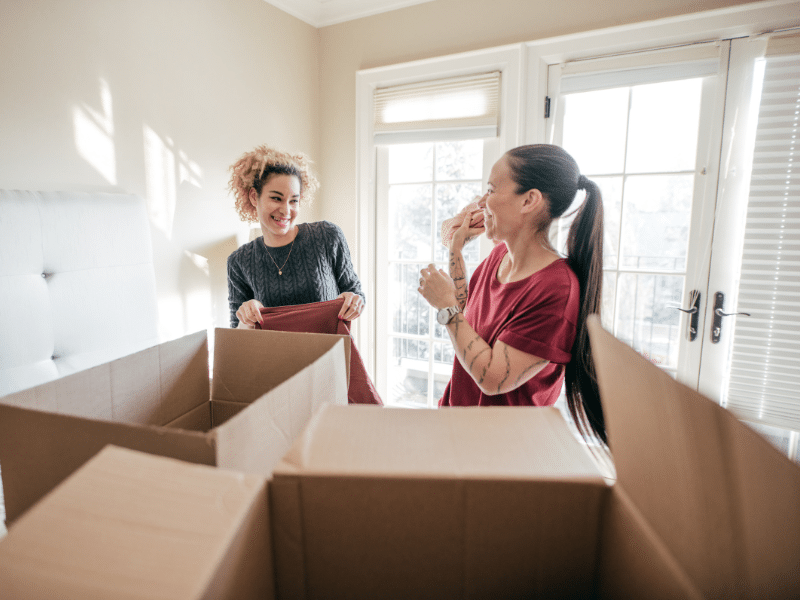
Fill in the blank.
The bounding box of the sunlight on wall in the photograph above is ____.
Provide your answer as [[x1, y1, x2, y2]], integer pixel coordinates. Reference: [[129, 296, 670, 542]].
[[143, 125, 208, 342], [143, 126, 204, 239], [73, 78, 116, 184], [143, 125, 177, 238]]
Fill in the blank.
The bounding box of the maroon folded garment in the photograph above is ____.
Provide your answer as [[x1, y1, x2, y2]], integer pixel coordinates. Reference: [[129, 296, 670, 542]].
[[255, 299, 383, 405]]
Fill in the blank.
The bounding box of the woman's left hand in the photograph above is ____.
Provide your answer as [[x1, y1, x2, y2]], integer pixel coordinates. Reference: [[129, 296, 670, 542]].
[[337, 292, 365, 321], [418, 264, 458, 310]]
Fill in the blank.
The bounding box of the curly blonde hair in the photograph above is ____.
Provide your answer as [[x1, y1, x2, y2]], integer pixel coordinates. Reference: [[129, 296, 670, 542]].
[[228, 144, 320, 223]]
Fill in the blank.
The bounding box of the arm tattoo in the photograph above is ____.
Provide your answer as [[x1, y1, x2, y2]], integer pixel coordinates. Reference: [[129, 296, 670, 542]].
[[497, 345, 511, 394], [477, 364, 489, 386], [462, 335, 479, 361], [469, 347, 491, 374], [513, 359, 548, 387], [449, 250, 469, 309]]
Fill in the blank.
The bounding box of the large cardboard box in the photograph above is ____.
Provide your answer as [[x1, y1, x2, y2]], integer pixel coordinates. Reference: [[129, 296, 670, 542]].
[[0, 327, 350, 525], [270, 316, 800, 599], [0, 445, 274, 600]]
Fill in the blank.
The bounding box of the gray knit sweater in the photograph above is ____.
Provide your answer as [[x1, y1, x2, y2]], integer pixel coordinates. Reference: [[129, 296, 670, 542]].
[[227, 221, 365, 328]]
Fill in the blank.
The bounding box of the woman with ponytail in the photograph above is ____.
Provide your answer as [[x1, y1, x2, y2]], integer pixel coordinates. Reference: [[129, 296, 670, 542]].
[[418, 144, 606, 444]]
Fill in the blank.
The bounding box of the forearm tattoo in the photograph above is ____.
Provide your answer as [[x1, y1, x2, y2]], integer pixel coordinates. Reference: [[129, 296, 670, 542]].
[[497, 345, 511, 394], [513, 359, 548, 387], [449, 250, 469, 309]]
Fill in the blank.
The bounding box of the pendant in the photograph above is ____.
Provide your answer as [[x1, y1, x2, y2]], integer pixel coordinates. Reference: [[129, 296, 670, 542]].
[[278, 270, 282, 276]]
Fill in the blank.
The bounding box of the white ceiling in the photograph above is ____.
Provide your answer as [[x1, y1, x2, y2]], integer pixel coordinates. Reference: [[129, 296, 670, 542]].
[[264, 0, 436, 28]]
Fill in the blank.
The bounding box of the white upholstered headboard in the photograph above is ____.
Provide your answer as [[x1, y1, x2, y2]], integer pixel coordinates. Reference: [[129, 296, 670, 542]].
[[0, 190, 159, 397]]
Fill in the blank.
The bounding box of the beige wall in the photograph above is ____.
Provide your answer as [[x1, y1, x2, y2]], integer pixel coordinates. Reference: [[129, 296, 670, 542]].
[[0, 0, 770, 341], [0, 0, 319, 338], [316, 0, 762, 251]]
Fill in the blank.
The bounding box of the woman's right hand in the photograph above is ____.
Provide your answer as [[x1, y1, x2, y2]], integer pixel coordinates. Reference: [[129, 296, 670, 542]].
[[450, 208, 485, 252], [236, 299, 265, 329]]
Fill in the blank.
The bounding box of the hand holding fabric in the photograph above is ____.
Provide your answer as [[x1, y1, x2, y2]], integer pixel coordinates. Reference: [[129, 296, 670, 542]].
[[337, 292, 364, 320], [236, 299, 265, 328]]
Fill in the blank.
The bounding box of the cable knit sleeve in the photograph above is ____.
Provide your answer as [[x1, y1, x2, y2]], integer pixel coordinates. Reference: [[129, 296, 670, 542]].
[[227, 248, 254, 328], [326, 222, 365, 305]]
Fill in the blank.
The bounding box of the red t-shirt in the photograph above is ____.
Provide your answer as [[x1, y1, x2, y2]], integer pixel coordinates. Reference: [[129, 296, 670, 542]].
[[439, 243, 579, 407]]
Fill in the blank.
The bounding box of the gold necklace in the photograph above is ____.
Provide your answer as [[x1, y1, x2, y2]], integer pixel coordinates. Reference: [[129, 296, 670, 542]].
[[264, 239, 294, 276]]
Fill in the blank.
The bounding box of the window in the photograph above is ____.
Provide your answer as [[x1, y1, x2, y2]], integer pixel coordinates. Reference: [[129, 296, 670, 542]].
[[376, 140, 484, 407]]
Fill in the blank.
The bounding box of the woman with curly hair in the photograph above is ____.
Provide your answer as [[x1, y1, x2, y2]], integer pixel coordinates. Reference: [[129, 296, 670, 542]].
[[227, 145, 365, 328], [418, 144, 606, 445]]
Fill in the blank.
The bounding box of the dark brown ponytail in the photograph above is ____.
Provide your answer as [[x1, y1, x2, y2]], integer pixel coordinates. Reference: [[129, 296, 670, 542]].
[[505, 145, 606, 445], [565, 176, 606, 445]]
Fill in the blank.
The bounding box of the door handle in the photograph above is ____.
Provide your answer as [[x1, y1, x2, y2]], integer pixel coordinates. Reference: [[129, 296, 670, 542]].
[[710, 291, 750, 344], [672, 289, 701, 341]]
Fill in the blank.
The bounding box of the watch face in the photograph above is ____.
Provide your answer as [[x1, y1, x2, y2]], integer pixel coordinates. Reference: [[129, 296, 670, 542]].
[[437, 308, 450, 325]]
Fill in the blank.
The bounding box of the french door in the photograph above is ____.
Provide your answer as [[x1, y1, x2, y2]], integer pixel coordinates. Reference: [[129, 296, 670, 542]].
[[548, 36, 800, 443], [548, 42, 728, 385]]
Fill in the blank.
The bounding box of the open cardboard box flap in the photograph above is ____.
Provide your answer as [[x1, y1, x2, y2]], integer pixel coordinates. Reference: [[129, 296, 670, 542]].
[[0, 445, 274, 600], [587, 315, 800, 598], [0, 327, 350, 525]]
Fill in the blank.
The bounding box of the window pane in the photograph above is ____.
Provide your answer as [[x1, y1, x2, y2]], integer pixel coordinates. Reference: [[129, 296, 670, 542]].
[[388, 142, 433, 183], [434, 182, 482, 263], [554, 176, 622, 270], [614, 273, 684, 370], [435, 140, 483, 180], [389, 263, 430, 336], [596, 176, 623, 270], [389, 184, 432, 261], [388, 337, 430, 406], [602, 271, 617, 332], [626, 79, 703, 173], [563, 87, 629, 174], [620, 174, 694, 271], [433, 341, 454, 401]]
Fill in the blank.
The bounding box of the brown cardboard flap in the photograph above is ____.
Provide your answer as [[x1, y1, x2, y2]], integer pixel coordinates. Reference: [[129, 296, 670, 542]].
[[587, 315, 800, 598], [156, 330, 210, 424], [722, 407, 800, 598], [598, 487, 703, 600], [0, 330, 208, 427], [211, 328, 350, 405], [214, 339, 349, 476], [0, 404, 216, 525], [0, 446, 274, 600], [276, 404, 605, 480], [211, 399, 249, 427], [164, 401, 212, 432], [272, 476, 606, 600]]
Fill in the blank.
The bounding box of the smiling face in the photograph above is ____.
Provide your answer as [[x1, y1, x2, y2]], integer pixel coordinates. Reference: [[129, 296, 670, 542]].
[[478, 155, 527, 242], [249, 174, 301, 244]]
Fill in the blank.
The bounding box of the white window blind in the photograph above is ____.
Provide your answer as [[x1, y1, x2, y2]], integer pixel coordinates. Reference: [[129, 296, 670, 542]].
[[725, 37, 800, 431], [373, 72, 500, 144], [559, 43, 721, 94]]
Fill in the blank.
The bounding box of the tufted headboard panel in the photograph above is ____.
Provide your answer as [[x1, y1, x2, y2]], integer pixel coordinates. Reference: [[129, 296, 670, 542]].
[[0, 190, 159, 397]]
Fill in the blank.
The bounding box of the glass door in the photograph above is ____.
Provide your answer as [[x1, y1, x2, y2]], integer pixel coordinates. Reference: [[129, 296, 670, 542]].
[[548, 44, 728, 384]]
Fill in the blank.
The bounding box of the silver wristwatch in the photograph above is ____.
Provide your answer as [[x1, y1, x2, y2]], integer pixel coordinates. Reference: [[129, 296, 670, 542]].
[[436, 305, 462, 325]]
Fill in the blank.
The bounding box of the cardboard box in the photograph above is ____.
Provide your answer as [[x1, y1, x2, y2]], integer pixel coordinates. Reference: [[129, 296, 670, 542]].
[[269, 316, 800, 599], [0, 445, 274, 600], [271, 404, 609, 599], [0, 327, 350, 526]]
